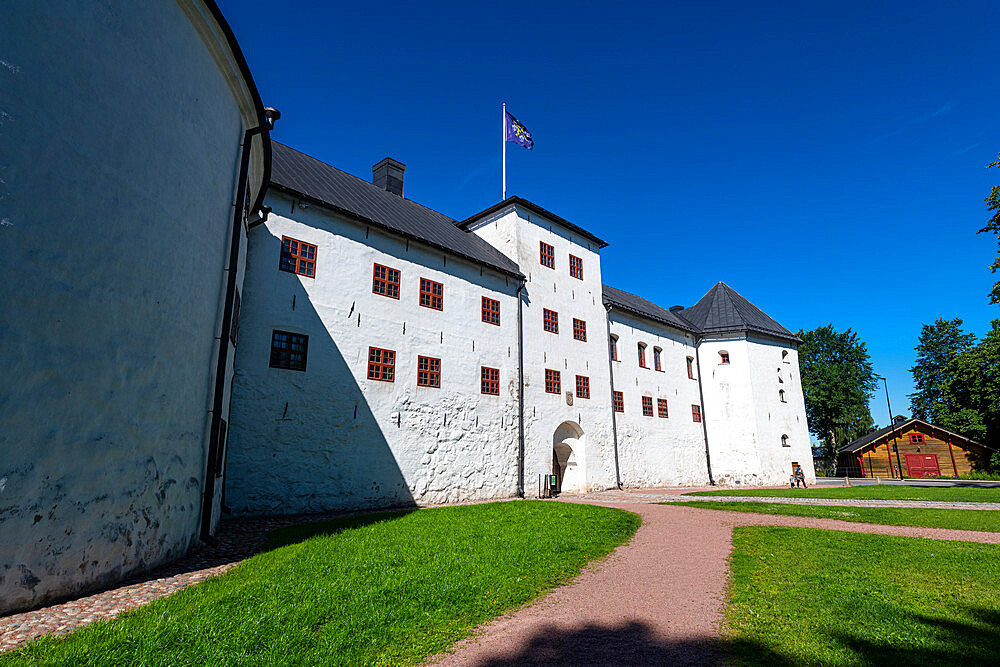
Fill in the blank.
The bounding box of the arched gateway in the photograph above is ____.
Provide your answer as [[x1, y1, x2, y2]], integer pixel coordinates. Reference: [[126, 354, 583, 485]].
[[552, 421, 586, 493]]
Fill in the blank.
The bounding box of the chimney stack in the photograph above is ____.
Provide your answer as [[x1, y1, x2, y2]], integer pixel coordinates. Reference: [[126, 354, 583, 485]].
[[372, 157, 405, 197]]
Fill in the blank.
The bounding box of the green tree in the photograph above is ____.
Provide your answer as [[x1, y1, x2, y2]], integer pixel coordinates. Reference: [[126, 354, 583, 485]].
[[981, 153, 1000, 304], [797, 325, 877, 458], [908, 318, 980, 436], [955, 320, 1000, 447]]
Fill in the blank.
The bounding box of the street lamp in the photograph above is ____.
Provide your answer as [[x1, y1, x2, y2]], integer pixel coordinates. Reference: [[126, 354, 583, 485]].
[[874, 374, 902, 478]]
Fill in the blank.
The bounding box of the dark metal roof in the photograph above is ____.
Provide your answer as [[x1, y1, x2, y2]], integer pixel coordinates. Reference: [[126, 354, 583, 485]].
[[602, 284, 698, 333], [838, 418, 992, 453], [456, 196, 610, 248], [676, 282, 800, 343], [269, 142, 523, 279]]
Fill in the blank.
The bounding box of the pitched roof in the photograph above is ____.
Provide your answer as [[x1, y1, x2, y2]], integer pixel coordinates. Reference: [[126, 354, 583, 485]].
[[676, 282, 800, 343], [456, 196, 609, 248], [269, 142, 523, 279], [602, 284, 698, 333], [838, 418, 992, 453]]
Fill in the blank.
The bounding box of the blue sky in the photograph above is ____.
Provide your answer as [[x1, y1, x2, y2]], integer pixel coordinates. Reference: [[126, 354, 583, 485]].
[[221, 0, 999, 425]]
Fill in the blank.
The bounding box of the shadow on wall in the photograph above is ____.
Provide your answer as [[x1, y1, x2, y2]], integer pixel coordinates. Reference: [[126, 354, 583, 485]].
[[225, 229, 415, 515]]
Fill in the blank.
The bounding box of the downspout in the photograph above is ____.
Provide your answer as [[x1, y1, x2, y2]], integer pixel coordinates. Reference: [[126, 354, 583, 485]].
[[516, 280, 526, 498], [604, 304, 623, 489], [200, 124, 268, 542], [693, 339, 715, 485]]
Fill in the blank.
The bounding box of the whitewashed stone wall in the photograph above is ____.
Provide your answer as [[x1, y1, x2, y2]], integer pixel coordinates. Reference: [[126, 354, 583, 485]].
[[608, 311, 711, 487], [226, 193, 521, 514], [0, 1, 264, 613]]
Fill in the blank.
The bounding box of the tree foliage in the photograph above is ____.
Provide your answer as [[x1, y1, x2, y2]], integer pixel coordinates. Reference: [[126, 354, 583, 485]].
[[981, 153, 1000, 304], [797, 325, 877, 457]]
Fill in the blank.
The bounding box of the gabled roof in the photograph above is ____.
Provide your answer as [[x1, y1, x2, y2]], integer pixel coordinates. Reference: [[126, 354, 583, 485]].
[[838, 417, 992, 453], [676, 282, 800, 343], [456, 196, 610, 249], [269, 142, 523, 279], [602, 284, 698, 333]]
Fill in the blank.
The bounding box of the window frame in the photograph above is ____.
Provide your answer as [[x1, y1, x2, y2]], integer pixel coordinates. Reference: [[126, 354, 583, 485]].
[[543, 308, 559, 334], [569, 254, 583, 280], [482, 296, 501, 326], [416, 355, 441, 388], [613, 390, 624, 413], [539, 241, 555, 269], [692, 404, 702, 422], [641, 395, 654, 417], [687, 356, 695, 379], [610, 335, 619, 361], [909, 433, 925, 445], [575, 374, 590, 399], [719, 351, 730, 365], [418, 278, 443, 311], [779, 389, 786, 403], [279, 236, 317, 278], [573, 318, 587, 342], [781, 434, 790, 447], [657, 398, 669, 418], [653, 347, 662, 372], [269, 329, 308, 371], [481, 366, 500, 395], [638, 343, 648, 369], [367, 346, 396, 382], [372, 263, 401, 299], [544, 368, 561, 394]]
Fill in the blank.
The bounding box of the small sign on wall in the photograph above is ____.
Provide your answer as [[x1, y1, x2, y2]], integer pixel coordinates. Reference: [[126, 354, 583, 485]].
[[565, 391, 573, 406]]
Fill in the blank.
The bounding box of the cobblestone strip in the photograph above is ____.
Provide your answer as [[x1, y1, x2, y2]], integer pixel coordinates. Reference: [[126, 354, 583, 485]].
[[575, 489, 1000, 510]]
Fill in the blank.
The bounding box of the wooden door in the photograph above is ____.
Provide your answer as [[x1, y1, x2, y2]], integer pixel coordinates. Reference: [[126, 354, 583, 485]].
[[905, 454, 941, 478]]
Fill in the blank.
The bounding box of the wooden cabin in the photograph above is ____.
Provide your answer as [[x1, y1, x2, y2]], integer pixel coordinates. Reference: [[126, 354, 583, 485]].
[[837, 417, 994, 478]]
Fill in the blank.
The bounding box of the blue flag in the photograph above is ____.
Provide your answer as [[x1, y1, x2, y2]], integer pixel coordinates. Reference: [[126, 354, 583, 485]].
[[505, 110, 533, 150]]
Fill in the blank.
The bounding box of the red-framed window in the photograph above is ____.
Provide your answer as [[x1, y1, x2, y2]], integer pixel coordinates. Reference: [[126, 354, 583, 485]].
[[482, 296, 500, 325], [642, 396, 654, 416], [638, 343, 647, 368], [569, 254, 583, 279], [540, 241, 555, 268], [545, 369, 561, 394], [419, 278, 443, 310], [372, 263, 400, 299], [610, 335, 619, 361], [576, 375, 590, 399], [269, 330, 308, 371], [687, 356, 695, 379], [543, 309, 559, 334], [613, 390, 624, 413], [692, 404, 702, 422], [481, 366, 500, 395], [573, 318, 587, 341], [417, 355, 441, 387], [653, 347, 662, 372], [909, 433, 925, 445], [367, 346, 395, 382], [279, 237, 317, 277], [657, 398, 668, 418], [720, 351, 730, 364]]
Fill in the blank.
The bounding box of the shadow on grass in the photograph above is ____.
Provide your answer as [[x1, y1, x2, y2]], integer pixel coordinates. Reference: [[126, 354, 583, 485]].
[[263, 509, 415, 550]]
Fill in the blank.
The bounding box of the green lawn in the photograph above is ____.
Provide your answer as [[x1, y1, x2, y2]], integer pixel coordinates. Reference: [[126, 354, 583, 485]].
[[724, 527, 1000, 665], [685, 485, 1000, 503], [3, 501, 639, 666], [666, 501, 1000, 532]]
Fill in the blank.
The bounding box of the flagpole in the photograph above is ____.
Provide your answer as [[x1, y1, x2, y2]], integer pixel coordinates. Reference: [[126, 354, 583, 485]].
[[501, 102, 506, 201]]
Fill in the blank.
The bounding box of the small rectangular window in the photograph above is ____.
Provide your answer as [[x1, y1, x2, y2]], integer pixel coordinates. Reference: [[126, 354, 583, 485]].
[[417, 355, 441, 387], [575, 375, 590, 399], [720, 351, 730, 364], [692, 404, 702, 422], [543, 308, 559, 334], [540, 241, 555, 268], [279, 237, 317, 277], [638, 344, 647, 368], [569, 254, 583, 279], [610, 336, 619, 361], [270, 330, 308, 371], [687, 356, 695, 379], [482, 296, 500, 325], [909, 433, 925, 445], [367, 346, 396, 382], [613, 390, 624, 413], [481, 366, 500, 395], [573, 318, 587, 341], [545, 369, 561, 394], [419, 278, 443, 310], [642, 396, 654, 416], [653, 348, 661, 372], [372, 263, 400, 299], [657, 398, 668, 418]]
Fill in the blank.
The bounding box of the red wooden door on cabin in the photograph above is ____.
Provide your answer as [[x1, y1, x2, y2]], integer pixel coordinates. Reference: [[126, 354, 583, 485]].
[[905, 454, 941, 478]]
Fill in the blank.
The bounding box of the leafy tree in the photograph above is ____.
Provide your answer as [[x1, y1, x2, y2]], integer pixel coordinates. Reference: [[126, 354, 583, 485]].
[[797, 325, 877, 457], [955, 320, 1000, 447], [909, 318, 980, 436], [981, 153, 1000, 304]]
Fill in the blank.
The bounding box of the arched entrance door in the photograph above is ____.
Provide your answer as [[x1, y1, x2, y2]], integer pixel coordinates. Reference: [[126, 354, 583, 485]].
[[552, 421, 586, 493]]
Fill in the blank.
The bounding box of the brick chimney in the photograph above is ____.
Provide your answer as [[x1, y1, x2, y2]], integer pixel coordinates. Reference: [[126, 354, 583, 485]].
[[372, 157, 405, 197]]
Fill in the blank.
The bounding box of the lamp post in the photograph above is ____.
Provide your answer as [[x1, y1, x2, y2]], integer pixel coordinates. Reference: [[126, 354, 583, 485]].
[[875, 374, 902, 478]]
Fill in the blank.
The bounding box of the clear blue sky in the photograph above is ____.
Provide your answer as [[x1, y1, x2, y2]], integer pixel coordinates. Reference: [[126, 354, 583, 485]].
[[221, 0, 999, 425]]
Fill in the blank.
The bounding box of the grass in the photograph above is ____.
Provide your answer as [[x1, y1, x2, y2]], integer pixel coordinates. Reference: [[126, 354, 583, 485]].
[[666, 501, 1000, 533], [685, 485, 1000, 503], [3, 501, 639, 666], [724, 527, 1000, 665]]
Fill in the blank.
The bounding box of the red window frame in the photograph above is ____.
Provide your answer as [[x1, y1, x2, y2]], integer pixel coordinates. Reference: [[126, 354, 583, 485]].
[[909, 433, 925, 445], [372, 263, 400, 299], [419, 278, 443, 310], [569, 254, 583, 279], [416, 355, 441, 387], [638, 344, 647, 368], [279, 236, 317, 278], [653, 348, 662, 372], [687, 357, 695, 379], [720, 351, 730, 364], [545, 369, 561, 394], [575, 375, 590, 399], [657, 398, 668, 418], [543, 308, 559, 334], [610, 335, 619, 361], [481, 366, 500, 395], [367, 346, 396, 382], [482, 296, 500, 325], [269, 330, 308, 371], [692, 404, 702, 422], [613, 390, 624, 413], [642, 396, 654, 417], [573, 318, 587, 341], [540, 241, 555, 268]]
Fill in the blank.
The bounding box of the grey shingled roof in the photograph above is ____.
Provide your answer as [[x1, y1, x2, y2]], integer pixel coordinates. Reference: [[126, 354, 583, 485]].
[[838, 418, 991, 453], [457, 196, 609, 248], [602, 285, 698, 333], [676, 282, 800, 343], [269, 142, 523, 279]]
